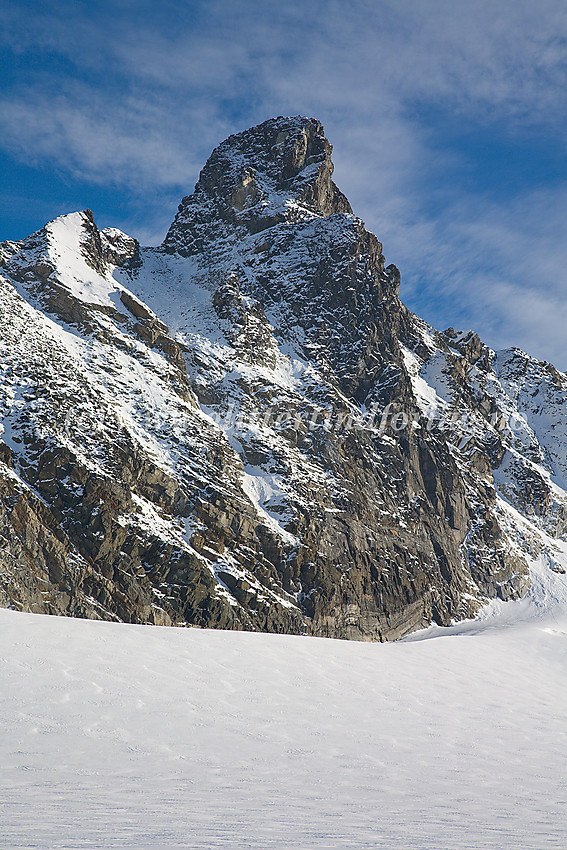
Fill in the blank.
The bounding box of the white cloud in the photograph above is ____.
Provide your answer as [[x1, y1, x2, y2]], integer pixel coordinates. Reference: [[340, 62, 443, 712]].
[[0, 93, 219, 189], [387, 185, 567, 367]]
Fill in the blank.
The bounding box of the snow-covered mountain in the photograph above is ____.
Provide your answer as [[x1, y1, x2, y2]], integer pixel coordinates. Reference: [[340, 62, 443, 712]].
[[1, 116, 566, 639]]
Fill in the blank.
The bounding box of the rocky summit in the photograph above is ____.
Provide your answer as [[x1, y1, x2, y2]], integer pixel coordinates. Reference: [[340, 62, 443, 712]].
[[1, 116, 566, 640]]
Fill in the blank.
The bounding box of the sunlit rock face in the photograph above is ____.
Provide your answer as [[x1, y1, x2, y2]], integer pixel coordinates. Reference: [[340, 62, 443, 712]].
[[163, 116, 352, 255], [1, 116, 565, 639]]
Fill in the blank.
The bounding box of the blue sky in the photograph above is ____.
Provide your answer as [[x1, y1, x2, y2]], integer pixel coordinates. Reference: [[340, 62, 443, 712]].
[[1, 0, 566, 367]]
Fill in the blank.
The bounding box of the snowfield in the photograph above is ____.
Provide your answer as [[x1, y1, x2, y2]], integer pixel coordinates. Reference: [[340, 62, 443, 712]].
[[2, 562, 567, 850]]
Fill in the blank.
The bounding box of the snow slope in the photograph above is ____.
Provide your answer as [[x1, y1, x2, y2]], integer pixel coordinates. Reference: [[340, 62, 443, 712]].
[[2, 564, 567, 850]]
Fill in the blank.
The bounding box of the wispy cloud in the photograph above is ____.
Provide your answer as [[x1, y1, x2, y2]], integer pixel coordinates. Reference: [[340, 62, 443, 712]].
[[396, 185, 567, 365], [0, 93, 219, 188], [1, 0, 566, 365]]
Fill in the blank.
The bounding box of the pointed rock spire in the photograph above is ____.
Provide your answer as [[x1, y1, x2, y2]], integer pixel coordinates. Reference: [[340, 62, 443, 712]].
[[163, 116, 352, 255]]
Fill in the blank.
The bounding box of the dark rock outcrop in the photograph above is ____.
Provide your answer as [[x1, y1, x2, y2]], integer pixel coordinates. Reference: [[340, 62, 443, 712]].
[[164, 116, 352, 254]]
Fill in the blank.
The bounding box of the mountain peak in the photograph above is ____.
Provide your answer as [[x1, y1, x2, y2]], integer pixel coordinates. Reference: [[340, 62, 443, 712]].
[[163, 116, 352, 255], [2, 114, 567, 643]]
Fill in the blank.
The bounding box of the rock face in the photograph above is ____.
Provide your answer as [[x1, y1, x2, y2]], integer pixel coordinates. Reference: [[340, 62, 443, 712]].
[[1, 116, 566, 638], [163, 117, 352, 255]]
